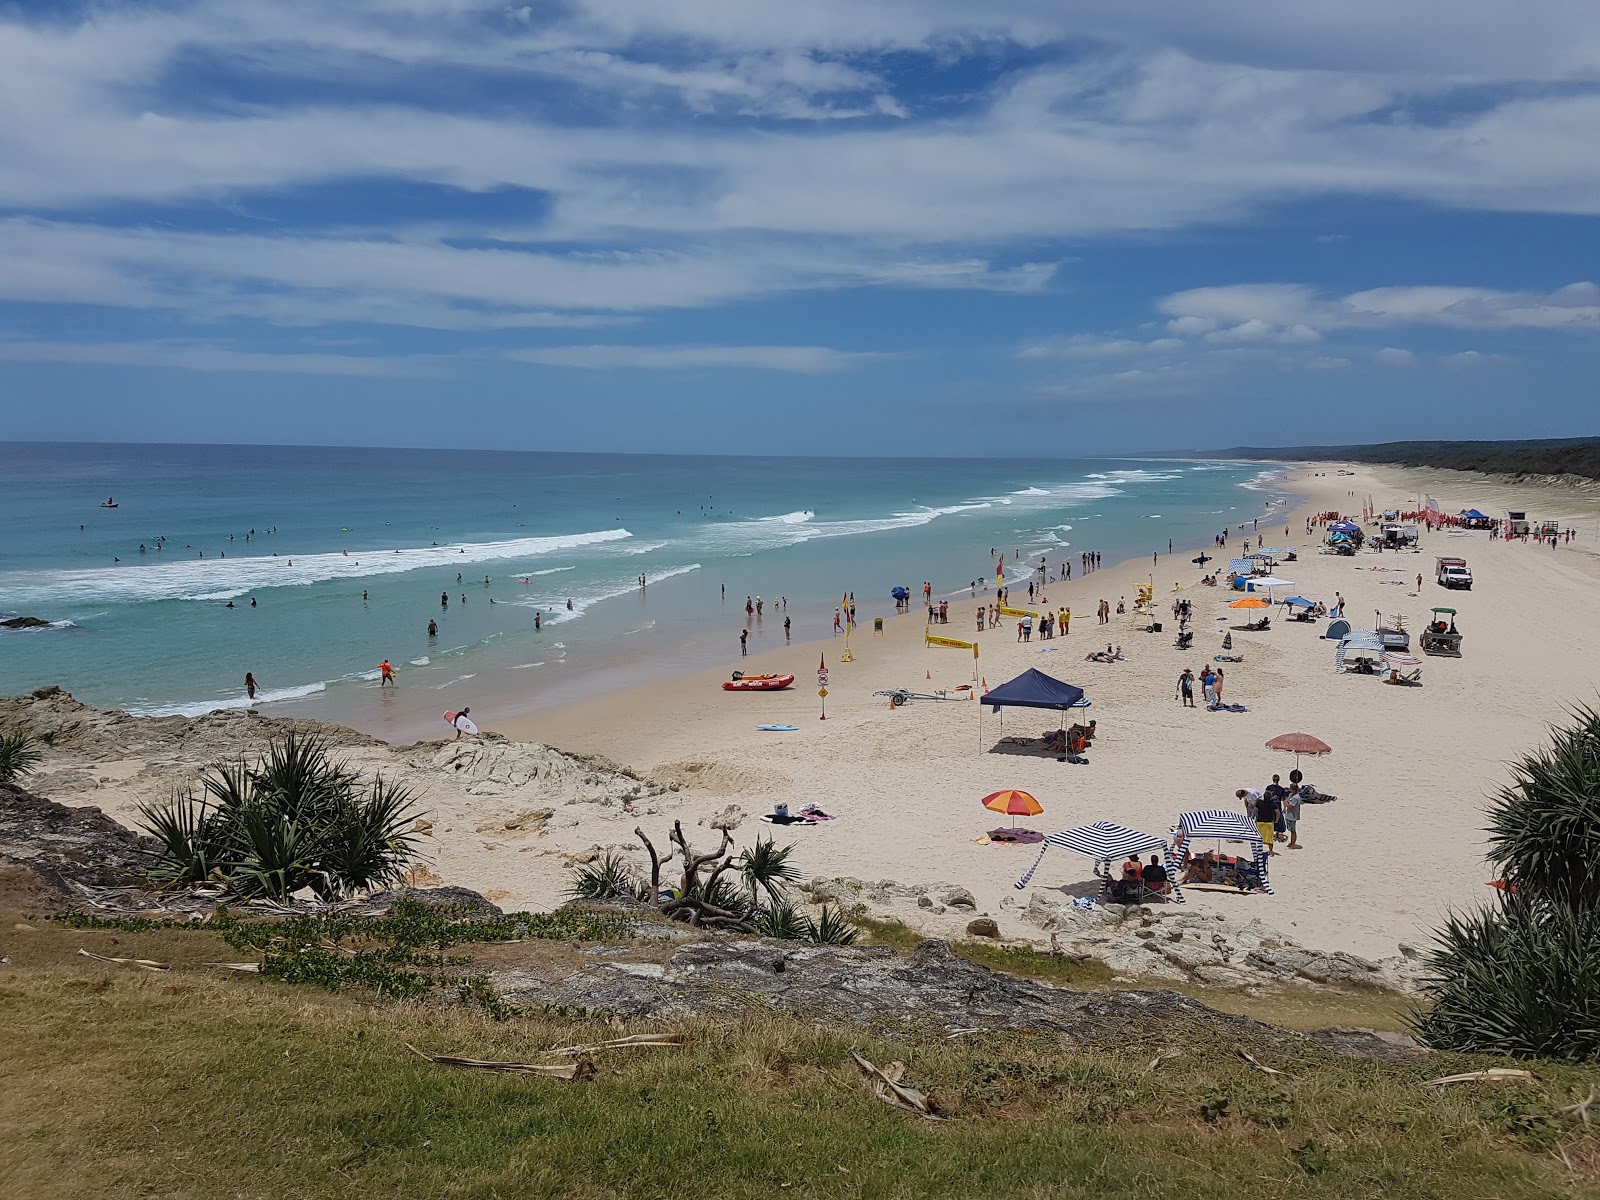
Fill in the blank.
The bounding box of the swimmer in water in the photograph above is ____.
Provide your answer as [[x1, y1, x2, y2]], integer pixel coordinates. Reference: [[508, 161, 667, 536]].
[[379, 660, 395, 687], [566, 598, 574, 611], [428, 619, 438, 636], [245, 672, 257, 700]]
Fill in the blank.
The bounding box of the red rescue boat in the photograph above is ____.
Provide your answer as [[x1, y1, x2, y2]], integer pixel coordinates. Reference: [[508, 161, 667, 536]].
[[722, 672, 795, 692]]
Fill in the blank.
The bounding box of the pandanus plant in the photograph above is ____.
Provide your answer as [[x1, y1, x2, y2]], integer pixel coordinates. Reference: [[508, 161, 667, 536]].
[[138, 733, 422, 902], [1413, 704, 1600, 1061]]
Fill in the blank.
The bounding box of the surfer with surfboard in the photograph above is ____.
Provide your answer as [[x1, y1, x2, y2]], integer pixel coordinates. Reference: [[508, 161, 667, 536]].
[[444, 707, 477, 739]]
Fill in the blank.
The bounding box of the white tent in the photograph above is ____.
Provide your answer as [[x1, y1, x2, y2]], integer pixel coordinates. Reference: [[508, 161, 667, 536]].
[[1245, 575, 1296, 597]]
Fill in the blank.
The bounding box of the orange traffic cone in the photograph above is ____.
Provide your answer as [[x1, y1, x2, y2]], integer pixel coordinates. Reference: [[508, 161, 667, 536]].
[[926, 669, 931, 680], [981, 677, 989, 694]]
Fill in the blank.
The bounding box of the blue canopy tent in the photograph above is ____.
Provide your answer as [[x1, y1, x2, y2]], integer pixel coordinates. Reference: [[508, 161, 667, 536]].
[[984, 668, 1090, 752], [1284, 596, 1314, 608], [1014, 821, 1182, 904], [1327, 520, 1361, 533], [1461, 509, 1489, 520], [987, 668, 1086, 714]]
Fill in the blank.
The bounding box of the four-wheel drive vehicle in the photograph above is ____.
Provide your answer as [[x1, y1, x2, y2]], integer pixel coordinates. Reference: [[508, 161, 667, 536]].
[[1436, 556, 1472, 590]]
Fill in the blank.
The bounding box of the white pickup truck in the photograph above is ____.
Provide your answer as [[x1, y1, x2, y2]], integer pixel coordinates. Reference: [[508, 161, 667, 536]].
[[1436, 556, 1473, 590]]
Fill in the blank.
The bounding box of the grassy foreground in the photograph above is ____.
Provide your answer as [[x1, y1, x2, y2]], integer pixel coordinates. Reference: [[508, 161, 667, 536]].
[[3, 915, 1599, 1199]]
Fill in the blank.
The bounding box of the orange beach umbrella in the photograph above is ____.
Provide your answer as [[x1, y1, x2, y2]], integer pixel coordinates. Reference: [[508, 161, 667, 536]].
[[1228, 596, 1270, 609], [981, 790, 1043, 831]]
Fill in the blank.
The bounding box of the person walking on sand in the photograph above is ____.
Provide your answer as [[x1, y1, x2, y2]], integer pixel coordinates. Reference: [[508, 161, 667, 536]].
[[1176, 668, 1194, 707], [245, 672, 258, 700], [379, 660, 395, 687], [454, 707, 472, 740], [784, 615, 791, 642], [1201, 667, 1217, 708], [739, 628, 749, 655]]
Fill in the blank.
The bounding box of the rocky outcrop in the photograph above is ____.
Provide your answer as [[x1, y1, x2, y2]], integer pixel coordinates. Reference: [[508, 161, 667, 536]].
[[0, 783, 156, 899], [493, 936, 1280, 1045], [0, 616, 51, 629], [1017, 894, 1426, 993], [803, 875, 1426, 995]]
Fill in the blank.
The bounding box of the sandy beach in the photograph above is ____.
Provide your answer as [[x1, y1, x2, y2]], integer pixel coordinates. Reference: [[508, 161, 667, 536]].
[[473, 462, 1600, 962], [13, 461, 1600, 973]]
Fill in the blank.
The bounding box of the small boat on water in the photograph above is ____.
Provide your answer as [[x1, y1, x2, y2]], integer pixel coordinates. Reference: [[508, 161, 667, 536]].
[[722, 672, 795, 692], [100, 497, 118, 508]]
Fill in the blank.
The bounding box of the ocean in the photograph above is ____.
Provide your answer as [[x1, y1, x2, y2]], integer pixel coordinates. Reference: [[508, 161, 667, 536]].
[[0, 443, 1287, 739]]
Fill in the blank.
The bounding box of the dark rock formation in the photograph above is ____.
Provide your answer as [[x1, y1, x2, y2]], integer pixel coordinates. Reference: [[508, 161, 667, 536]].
[[1, 617, 51, 629], [0, 783, 156, 899], [491, 935, 1287, 1049]]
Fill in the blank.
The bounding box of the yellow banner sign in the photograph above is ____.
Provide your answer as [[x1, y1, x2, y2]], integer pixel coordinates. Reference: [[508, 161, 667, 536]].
[[997, 607, 1039, 619]]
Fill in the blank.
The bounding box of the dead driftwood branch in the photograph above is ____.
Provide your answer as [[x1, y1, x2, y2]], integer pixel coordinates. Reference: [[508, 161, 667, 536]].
[[204, 962, 262, 973], [850, 1051, 943, 1121], [537, 1033, 687, 1057], [78, 948, 170, 971], [1421, 1068, 1537, 1088], [631, 823, 761, 933], [405, 1044, 596, 1081], [1235, 1048, 1283, 1076], [1560, 1087, 1595, 1127]]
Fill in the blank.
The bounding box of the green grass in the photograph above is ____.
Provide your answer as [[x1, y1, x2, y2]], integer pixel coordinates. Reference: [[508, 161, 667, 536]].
[[4, 963, 1599, 1199], [3, 907, 1598, 1198]]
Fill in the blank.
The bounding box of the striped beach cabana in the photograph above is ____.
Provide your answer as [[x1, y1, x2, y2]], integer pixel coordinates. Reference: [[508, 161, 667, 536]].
[[1014, 821, 1183, 903], [1168, 810, 1273, 895]]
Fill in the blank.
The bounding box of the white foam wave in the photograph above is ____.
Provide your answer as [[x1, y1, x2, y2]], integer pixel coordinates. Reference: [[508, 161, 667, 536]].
[[758, 510, 815, 524], [508, 661, 546, 669], [2, 528, 633, 605], [126, 680, 326, 718], [506, 562, 704, 624], [408, 656, 430, 666]]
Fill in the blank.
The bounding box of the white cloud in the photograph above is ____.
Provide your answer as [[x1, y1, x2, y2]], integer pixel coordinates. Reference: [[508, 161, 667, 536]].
[[1442, 349, 1512, 365], [503, 344, 888, 372], [1016, 334, 1183, 359], [1374, 346, 1418, 366], [0, 337, 434, 377], [1203, 319, 1321, 345], [1, 3, 1600, 345], [1161, 281, 1600, 333]]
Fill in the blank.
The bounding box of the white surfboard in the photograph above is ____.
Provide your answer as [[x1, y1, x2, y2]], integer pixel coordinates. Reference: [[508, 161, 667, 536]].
[[444, 711, 478, 735]]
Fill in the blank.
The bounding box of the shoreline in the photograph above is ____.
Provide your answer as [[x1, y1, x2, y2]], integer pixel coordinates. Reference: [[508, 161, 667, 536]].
[[15, 459, 1600, 965], [259, 467, 1297, 744]]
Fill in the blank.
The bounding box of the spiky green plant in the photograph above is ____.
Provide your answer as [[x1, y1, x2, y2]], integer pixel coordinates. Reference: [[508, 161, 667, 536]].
[[138, 735, 422, 902], [0, 732, 43, 785], [1484, 703, 1600, 908], [137, 793, 227, 887], [755, 897, 808, 940], [1413, 704, 1600, 1060], [315, 778, 423, 898], [805, 905, 859, 946], [569, 853, 642, 902], [740, 836, 802, 906], [1413, 896, 1600, 1060]]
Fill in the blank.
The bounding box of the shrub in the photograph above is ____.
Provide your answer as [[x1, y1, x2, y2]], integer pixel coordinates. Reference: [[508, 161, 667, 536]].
[[1414, 705, 1600, 1061], [1413, 897, 1600, 1060], [137, 733, 420, 901], [0, 732, 43, 785]]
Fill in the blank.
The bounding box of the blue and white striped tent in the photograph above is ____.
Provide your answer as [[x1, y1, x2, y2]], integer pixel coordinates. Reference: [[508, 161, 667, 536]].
[[1015, 821, 1183, 903], [1168, 809, 1273, 894]]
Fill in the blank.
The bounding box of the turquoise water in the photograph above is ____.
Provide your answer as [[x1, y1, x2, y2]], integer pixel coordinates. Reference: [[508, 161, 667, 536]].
[[0, 443, 1286, 735]]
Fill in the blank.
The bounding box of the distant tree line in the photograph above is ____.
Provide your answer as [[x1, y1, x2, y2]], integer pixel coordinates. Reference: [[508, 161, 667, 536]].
[[1207, 438, 1600, 480]]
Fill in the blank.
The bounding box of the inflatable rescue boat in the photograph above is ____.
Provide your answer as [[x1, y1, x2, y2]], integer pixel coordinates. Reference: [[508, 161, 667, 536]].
[[722, 672, 795, 692]]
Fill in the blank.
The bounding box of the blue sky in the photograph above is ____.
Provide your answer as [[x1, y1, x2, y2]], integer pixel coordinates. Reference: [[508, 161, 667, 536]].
[[1, 1, 1598, 456]]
